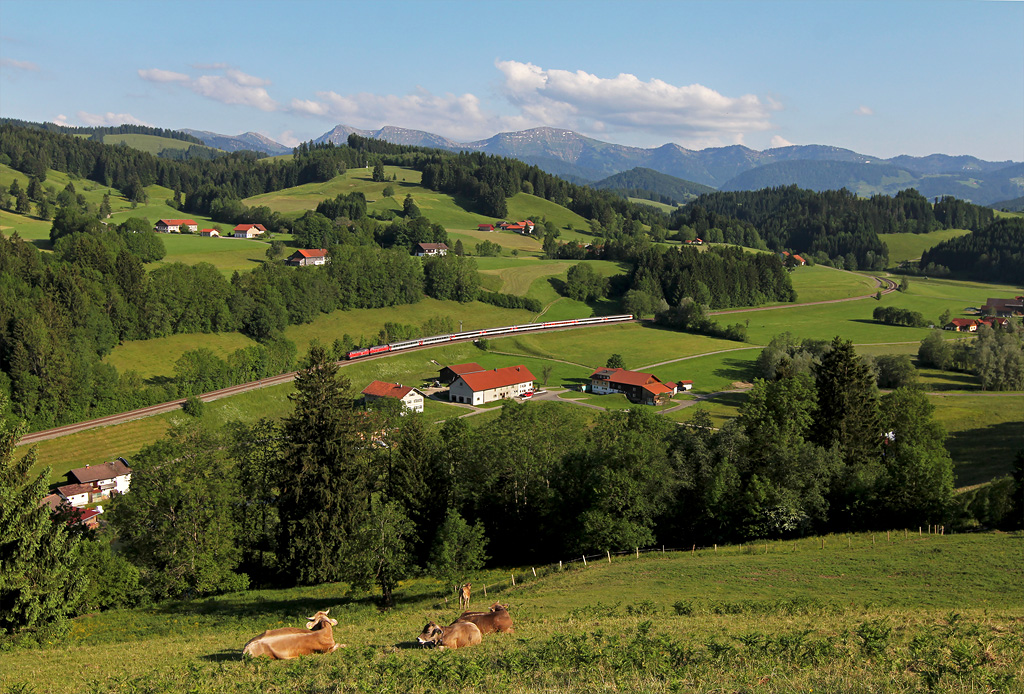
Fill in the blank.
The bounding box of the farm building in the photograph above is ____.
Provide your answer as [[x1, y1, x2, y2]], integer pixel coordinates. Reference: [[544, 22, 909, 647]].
[[982, 297, 1024, 317], [945, 318, 980, 332], [287, 248, 330, 267], [199, 228, 220, 237], [59, 458, 132, 506], [362, 380, 425, 413], [415, 242, 449, 257], [154, 219, 198, 233], [233, 223, 267, 238], [781, 251, 806, 265], [477, 224, 495, 232], [589, 367, 677, 406], [439, 362, 485, 384], [449, 366, 535, 405]]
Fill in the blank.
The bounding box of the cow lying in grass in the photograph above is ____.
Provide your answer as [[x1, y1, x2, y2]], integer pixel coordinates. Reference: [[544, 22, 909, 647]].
[[417, 620, 482, 650], [243, 610, 345, 660], [455, 602, 514, 634]]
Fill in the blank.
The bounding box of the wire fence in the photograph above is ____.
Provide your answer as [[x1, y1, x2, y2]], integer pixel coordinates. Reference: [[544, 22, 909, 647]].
[[431, 524, 951, 610]]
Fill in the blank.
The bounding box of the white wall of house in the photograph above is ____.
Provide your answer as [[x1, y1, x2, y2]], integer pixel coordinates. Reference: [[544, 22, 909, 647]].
[[449, 379, 533, 405]]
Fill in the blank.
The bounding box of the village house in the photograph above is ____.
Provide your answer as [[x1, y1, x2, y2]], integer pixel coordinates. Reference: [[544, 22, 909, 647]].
[[199, 228, 220, 237], [154, 219, 198, 233], [233, 223, 267, 238], [781, 251, 806, 265], [978, 316, 1011, 329], [477, 224, 495, 232], [683, 238, 704, 245], [415, 242, 449, 257], [58, 458, 132, 507], [449, 365, 534, 405], [438, 362, 485, 385], [589, 367, 677, 406], [945, 318, 980, 332], [287, 248, 330, 267], [361, 380, 425, 413]]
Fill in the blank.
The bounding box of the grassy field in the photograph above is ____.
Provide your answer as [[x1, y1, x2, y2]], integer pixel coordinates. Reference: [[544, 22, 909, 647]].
[[785, 264, 879, 302], [2, 532, 1021, 693], [930, 393, 1024, 487], [101, 133, 221, 156], [146, 234, 271, 276], [883, 228, 973, 264]]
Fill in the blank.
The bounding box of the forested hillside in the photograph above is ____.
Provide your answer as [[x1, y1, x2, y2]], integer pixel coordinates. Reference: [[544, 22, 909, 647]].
[[591, 167, 715, 205], [919, 217, 1024, 284]]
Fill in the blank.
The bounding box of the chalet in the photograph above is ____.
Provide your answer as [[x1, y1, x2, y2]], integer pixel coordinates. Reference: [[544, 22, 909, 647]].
[[945, 318, 979, 332], [523, 220, 535, 233], [61, 458, 132, 506], [233, 223, 267, 238], [415, 242, 448, 257], [477, 224, 495, 232], [978, 316, 1011, 329], [287, 248, 330, 267], [781, 251, 806, 265], [199, 228, 220, 237], [683, 238, 704, 245], [982, 297, 1024, 317], [589, 367, 677, 406], [154, 219, 198, 233], [362, 380, 425, 413], [449, 365, 534, 405], [438, 362, 485, 385]]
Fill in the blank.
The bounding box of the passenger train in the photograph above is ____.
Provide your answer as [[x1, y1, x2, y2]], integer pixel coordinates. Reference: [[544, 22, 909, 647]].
[[345, 314, 635, 360]]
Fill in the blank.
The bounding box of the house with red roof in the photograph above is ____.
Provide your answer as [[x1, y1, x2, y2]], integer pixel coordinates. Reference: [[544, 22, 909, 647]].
[[944, 318, 980, 332], [199, 228, 220, 237], [362, 380, 425, 413], [415, 242, 448, 257], [982, 297, 1024, 317], [287, 248, 330, 267], [154, 219, 198, 233], [449, 365, 535, 405], [477, 224, 495, 232], [233, 223, 267, 238], [439, 362, 485, 385], [589, 367, 677, 406], [781, 251, 806, 266], [60, 458, 132, 507]]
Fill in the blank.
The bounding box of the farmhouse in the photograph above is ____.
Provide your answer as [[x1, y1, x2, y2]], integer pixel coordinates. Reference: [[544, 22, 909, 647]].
[[589, 367, 677, 406], [415, 242, 449, 257], [199, 228, 220, 237], [978, 316, 1011, 329], [233, 223, 267, 238], [449, 365, 534, 405], [781, 251, 806, 265], [945, 318, 980, 332], [287, 248, 330, 267], [362, 380, 425, 413], [154, 219, 198, 233], [477, 224, 495, 232], [438, 362, 485, 385], [683, 238, 704, 245], [59, 458, 132, 506], [982, 297, 1024, 317]]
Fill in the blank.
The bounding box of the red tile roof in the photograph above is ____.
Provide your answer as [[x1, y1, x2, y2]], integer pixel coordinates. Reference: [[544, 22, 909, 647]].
[[362, 380, 414, 399], [234, 223, 267, 232], [69, 459, 130, 484], [949, 318, 978, 328], [294, 248, 329, 258], [478, 224, 494, 230], [157, 219, 197, 226], [416, 242, 449, 251], [590, 368, 673, 397], [459, 365, 535, 392]]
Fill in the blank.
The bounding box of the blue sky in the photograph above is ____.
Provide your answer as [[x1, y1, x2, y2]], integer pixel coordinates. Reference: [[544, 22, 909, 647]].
[[1, 0, 1021, 161]]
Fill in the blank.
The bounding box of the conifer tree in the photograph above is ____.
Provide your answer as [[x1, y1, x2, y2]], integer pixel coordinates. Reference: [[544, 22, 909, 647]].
[[0, 398, 85, 634]]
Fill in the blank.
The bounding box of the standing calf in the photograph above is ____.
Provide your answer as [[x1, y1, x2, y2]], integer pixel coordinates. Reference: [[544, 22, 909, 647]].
[[458, 582, 472, 610]]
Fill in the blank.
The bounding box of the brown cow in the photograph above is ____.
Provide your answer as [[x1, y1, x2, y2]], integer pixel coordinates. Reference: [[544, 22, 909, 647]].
[[242, 610, 345, 660], [455, 602, 514, 635], [417, 620, 482, 650], [458, 582, 471, 610]]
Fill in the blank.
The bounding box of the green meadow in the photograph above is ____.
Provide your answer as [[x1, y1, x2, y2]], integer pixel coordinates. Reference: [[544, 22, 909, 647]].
[[146, 234, 271, 276], [2, 532, 1021, 694], [782, 264, 879, 302], [100, 133, 220, 156], [882, 227, 973, 264]]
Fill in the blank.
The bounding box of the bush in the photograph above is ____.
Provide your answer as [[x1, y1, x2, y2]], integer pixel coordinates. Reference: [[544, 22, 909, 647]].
[[182, 396, 205, 417]]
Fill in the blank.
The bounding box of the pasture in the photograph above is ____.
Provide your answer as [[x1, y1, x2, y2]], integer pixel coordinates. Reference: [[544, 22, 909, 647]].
[[783, 264, 879, 302], [145, 234, 271, 276], [883, 227, 972, 264], [1, 532, 1021, 694], [101, 133, 220, 156]]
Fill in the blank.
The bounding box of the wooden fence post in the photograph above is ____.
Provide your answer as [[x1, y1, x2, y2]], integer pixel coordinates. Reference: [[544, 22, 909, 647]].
[[582, 555, 587, 566], [714, 544, 717, 552], [636, 547, 639, 559], [511, 572, 516, 586], [607, 550, 611, 563], [691, 544, 695, 556], [483, 585, 487, 597], [559, 560, 563, 571], [532, 567, 537, 577], [821, 537, 825, 550]]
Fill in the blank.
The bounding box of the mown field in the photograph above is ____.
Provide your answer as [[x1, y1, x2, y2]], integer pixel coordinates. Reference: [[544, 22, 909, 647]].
[[2, 532, 1021, 694], [100, 133, 220, 156], [883, 228, 973, 264]]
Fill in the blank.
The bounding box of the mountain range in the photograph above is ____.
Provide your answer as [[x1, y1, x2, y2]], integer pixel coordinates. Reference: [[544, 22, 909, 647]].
[[185, 125, 1023, 206]]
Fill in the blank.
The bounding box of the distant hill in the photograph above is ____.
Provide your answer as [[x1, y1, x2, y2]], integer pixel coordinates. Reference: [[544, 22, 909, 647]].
[[313, 124, 1023, 204], [991, 195, 1024, 212], [592, 167, 715, 205], [181, 129, 291, 155]]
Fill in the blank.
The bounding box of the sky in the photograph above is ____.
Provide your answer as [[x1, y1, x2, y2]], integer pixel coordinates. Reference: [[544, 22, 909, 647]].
[[1, 0, 1021, 161]]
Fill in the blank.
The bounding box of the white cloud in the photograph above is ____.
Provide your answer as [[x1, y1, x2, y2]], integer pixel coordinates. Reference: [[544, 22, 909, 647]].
[[138, 68, 188, 83], [771, 135, 796, 148], [139, 65, 278, 111], [494, 60, 775, 146], [56, 111, 152, 127], [276, 130, 300, 147], [855, 105, 874, 116], [1, 57, 39, 71]]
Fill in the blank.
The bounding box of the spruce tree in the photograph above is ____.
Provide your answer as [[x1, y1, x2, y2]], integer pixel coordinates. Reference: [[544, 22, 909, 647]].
[[278, 345, 371, 585], [0, 400, 85, 635]]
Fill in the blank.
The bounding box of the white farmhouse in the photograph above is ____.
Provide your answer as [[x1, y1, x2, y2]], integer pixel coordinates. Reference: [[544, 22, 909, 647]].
[[448, 365, 534, 405]]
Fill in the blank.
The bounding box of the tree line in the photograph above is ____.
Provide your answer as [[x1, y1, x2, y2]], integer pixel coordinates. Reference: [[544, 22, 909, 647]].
[[918, 218, 1024, 285]]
